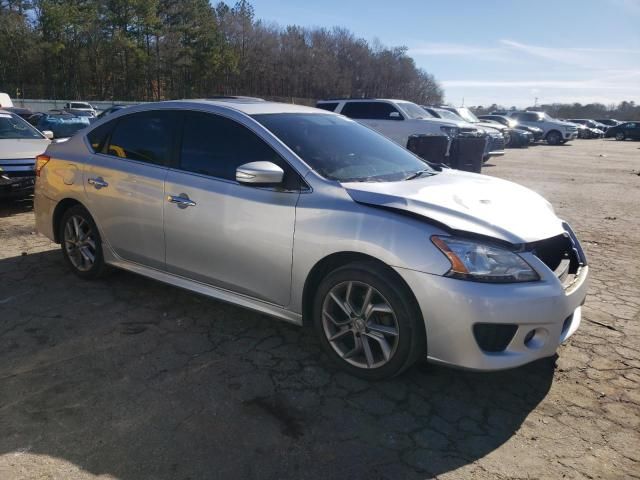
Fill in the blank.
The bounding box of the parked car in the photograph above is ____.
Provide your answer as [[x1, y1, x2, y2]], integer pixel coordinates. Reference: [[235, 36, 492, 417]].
[[0, 92, 14, 109], [595, 119, 620, 127], [0, 110, 51, 198], [315, 98, 483, 145], [4, 106, 33, 120], [569, 122, 602, 139], [35, 113, 91, 139], [63, 102, 97, 117], [567, 119, 606, 135], [506, 111, 579, 145], [605, 121, 640, 140], [565, 120, 604, 139], [34, 100, 589, 379], [435, 106, 507, 158], [478, 114, 544, 142], [484, 120, 533, 147], [97, 105, 129, 119]]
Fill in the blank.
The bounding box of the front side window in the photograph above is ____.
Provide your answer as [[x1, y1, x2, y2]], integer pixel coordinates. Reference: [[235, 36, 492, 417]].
[[179, 111, 285, 182], [107, 111, 177, 165], [254, 113, 433, 183], [0, 113, 44, 139], [398, 102, 430, 119]]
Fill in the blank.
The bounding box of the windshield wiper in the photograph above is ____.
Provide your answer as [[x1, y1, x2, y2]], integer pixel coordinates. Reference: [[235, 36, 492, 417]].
[[404, 169, 434, 181]]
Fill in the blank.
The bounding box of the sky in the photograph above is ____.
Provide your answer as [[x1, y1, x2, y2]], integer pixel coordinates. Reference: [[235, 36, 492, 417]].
[[250, 0, 640, 107]]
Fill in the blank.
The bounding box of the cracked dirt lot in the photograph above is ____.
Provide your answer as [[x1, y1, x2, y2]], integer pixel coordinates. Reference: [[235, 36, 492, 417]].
[[0, 139, 639, 480]]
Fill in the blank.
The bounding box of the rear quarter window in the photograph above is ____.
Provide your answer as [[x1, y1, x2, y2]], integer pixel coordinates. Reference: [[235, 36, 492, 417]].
[[316, 102, 339, 112], [87, 121, 116, 153]]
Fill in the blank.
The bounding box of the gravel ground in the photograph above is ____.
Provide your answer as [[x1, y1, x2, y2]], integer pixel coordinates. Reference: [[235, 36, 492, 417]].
[[0, 139, 638, 480]]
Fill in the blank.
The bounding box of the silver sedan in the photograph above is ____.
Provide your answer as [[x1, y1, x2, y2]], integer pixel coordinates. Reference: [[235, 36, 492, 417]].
[[34, 100, 588, 379]]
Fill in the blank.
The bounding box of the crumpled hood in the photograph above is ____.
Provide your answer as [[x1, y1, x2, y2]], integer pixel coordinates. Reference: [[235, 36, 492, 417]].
[[343, 170, 565, 244], [0, 138, 50, 159]]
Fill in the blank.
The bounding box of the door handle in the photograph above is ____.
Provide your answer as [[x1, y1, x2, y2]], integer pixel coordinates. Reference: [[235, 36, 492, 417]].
[[167, 194, 196, 208], [88, 177, 108, 189]]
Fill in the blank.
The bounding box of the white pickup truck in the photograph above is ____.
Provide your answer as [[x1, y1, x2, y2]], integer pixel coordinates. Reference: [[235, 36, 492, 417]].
[[315, 98, 483, 147], [506, 111, 578, 145]]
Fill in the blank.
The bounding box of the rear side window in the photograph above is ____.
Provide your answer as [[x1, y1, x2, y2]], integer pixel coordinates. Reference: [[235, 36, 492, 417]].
[[316, 102, 339, 112], [87, 121, 115, 153], [107, 111, 177, 166], [179, 111, 284, 182], [341, 102, 402, 120], [520, 113, 540, 122]]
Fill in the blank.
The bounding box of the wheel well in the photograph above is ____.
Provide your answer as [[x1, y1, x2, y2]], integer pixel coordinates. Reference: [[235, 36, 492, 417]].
[[545, 129, 561, 139], [52, 198, 83, 243], [301, 252, 420, 327]]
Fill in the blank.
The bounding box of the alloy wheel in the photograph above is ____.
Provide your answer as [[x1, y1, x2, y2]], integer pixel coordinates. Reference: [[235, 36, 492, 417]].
[[63, 215, 97, 272], [615, 132, 625, 141], [321, 281, 400, 369]]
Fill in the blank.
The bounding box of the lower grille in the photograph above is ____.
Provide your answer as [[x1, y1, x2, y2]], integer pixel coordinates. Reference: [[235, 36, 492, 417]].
[[473, 323, 518, 352], [0, 158, 36, 177]]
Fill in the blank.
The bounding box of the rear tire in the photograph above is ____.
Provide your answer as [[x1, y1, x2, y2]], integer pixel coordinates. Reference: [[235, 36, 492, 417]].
[[313, 261, 425, 380], [59, 205, 107, 279]]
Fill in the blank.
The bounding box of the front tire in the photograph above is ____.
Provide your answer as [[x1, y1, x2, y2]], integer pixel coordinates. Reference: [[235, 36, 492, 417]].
[[546, 130, 562, 145], [313, 262, 425, 380], [615, 132, 626, 141], [59, 205, 107, 279]]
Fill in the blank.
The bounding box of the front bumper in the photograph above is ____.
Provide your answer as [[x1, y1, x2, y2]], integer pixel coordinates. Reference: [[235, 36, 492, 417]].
[[395, 257, 588, 371], [564, 131, 578, 140], [0, 175, 35, 198]]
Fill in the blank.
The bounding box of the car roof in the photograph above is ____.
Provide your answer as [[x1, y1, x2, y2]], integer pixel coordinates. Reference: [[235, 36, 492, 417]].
[[167, 99, 331, 116], [317, 98, 411, 104]]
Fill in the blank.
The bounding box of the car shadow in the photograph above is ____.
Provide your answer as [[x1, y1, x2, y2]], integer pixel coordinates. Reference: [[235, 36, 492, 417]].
[[0, 250, 555, 479], [0, 196, 33, 218]]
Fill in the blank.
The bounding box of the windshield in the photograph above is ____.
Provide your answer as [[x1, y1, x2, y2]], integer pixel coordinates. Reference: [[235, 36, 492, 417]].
[[455, 107, 480, 123], [39, 116, 90, 138], [0, 113, 44, 139], [398, 102, 433, 119], [435, 109, 463, 121], [253, 113, 433, 183]]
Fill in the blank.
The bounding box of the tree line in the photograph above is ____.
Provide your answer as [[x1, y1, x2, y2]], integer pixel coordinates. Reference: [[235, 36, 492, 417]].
[[0, 0, 444, 105], [473, 101, 640, 121]]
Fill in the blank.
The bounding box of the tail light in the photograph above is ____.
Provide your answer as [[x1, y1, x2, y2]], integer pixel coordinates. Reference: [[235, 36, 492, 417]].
[[35, 154, 50, 177]]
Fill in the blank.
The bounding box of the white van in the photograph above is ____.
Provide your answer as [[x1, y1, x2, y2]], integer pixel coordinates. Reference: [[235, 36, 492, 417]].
[[0, 92, 14, 109]]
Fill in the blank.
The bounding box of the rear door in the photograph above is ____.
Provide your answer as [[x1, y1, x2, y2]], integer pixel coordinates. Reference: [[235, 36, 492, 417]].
[[84, 110, 179, 269], [163, 110, 300, 306]]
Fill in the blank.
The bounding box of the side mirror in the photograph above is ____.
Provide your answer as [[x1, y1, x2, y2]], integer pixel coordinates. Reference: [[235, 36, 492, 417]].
[[236, 161, 284, 185], [389, 111, 403, 120], [42, 130, 54, 140]]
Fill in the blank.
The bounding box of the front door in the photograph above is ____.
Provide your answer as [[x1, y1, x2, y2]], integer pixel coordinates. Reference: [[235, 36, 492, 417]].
[[163, 111, 300, 306]]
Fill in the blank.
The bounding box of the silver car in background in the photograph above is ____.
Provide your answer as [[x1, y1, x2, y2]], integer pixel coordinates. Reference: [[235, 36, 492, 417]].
[[34, 100, 589, 379]]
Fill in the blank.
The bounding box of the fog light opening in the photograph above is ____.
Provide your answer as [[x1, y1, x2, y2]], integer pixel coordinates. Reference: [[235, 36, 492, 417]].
[[524, 328, 548, 350]]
